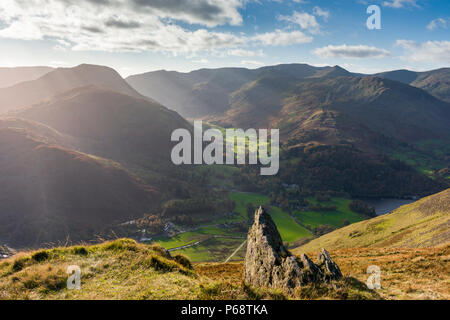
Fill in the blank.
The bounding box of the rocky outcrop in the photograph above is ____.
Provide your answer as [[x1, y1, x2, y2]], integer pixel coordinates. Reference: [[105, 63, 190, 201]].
[[317, 248, 342, 281], [244, 206, 342, 292]]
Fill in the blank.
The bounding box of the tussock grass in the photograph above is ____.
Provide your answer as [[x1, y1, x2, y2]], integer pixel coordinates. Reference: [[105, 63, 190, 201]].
[[297, 246, 450, 300], [0, 239, 195, 300], [2, 238, 446, 300]]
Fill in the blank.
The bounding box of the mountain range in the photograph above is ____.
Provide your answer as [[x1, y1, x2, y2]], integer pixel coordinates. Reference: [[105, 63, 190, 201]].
[[0, 64, 192, 247], [0, 66, 53, 89], [0, 62, 449, 248], [127, 64, 450, 196]]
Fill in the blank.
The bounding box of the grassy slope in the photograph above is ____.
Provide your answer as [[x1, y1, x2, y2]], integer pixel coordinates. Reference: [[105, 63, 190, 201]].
[[2, 238, 447, 300], [301, 246, 450, 300], [0, 239, 382, 300], [295, 189, 450, 253]]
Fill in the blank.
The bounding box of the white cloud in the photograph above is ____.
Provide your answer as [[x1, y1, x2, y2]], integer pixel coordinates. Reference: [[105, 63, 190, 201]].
[[382, 0, 419, 8], [192, 58, 210, 64], [252, 29, 313, 46], [240, 60, 265, 67], [227, 49, 265, 57], [427, 18, 449, 31], [396, 40, 450, 63], [313, 44, 390, 58], [0, 0, 315, 55], [0, 0, 246, 54], [279, 11, 321, 34], [313, 6, 330, 21]]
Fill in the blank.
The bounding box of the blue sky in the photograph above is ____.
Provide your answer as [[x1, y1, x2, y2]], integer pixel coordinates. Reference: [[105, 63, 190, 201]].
[[0, 0, 448, 76]]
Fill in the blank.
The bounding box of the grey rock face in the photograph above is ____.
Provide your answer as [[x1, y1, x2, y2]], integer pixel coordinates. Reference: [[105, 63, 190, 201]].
[[244, 206, 342, 292], [317, 248, 343, 281]]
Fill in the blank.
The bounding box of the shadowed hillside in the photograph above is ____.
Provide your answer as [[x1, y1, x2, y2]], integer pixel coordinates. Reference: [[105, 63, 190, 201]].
[[126, 64, 355, 118], [218, 76, 450, 146], [0, 125, 161, 248], [10, 85, 191, 166], [376, 68, 450, 103]]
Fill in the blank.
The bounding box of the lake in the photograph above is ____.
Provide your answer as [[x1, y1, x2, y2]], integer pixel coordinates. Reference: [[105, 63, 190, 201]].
[[362, 198, 418, 216]]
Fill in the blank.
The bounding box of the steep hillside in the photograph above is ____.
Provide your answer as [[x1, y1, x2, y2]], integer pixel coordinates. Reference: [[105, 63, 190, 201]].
[[10, 85, 191, 165], [0, 64, 143, 112], [0, 125, 160, 248], [221, 76, 450, 145], [376, 68, 450, 103], [217, 74, 449, 196], [277, 145, 444, 198], [294, 189, 450, 253], [0, 66, 53, 88], [127, 64, 450, 150]]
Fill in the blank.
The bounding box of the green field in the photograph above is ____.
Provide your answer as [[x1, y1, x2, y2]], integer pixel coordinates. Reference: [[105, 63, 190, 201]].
[[390, 140, 450, 178], [270, 207, 312, 241], [154, 226, 241, 250], [229, 192, 269, 221], [174, 237, 246, 262], [293, 197, 367, 230], [154, 224, 247, 263], [154, 192, 369, 262], [229, 192, 312, 242]]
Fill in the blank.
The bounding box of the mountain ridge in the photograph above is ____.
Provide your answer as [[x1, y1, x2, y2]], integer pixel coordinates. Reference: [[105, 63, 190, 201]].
[[0, 64, 145, 113]]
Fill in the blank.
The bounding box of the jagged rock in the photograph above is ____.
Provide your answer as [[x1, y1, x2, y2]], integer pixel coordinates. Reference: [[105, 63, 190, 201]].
[[244, 206, 342, 292], [317, 248, 342, 281]]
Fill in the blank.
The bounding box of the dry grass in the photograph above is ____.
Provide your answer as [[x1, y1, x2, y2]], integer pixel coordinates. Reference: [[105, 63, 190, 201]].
[[300, 245, 450, 300], [1, 239, 447, 300]]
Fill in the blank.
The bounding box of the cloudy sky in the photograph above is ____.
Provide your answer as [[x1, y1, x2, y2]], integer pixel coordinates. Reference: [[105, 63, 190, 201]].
[[0, 0, 448, 76]]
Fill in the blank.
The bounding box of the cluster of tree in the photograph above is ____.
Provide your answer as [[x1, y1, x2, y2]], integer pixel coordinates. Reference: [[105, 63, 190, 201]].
[[348, 200, 376, 217], [243, 145, 444, 198]]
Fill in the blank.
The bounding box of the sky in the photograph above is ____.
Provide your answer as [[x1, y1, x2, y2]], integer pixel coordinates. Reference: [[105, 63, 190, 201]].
[[0, 0, 448, 76]]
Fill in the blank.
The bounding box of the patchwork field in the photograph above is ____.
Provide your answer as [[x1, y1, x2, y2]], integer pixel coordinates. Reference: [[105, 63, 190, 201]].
[[155, 191, 371, 262], [174, 237, 246, 262]]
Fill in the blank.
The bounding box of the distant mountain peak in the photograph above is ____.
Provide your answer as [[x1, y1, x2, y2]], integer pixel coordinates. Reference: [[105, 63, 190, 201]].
[[0, 64, 143, 113]]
